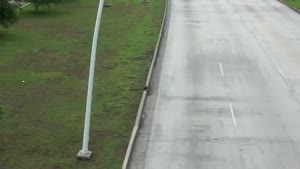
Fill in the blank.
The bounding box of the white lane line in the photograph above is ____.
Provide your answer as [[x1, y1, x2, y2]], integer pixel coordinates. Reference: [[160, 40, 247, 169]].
[[229, 103, 237, 127], [231, 46, 235, 55], [227, 1, 286, 79], [219, 62, 224, 76], [213, 36, 217, 47]]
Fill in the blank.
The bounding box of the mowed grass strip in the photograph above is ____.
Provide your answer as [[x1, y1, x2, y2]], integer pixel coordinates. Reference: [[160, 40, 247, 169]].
[[0, 0, 164, 168], [283, 0, 300, 10]]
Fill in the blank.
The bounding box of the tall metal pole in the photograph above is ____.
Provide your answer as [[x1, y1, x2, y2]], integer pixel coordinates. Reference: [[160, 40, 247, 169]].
[[77, 0, 104, 160]]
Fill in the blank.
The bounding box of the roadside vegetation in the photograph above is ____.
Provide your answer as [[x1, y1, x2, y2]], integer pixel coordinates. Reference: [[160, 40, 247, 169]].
[[284, 0, 300, 10], [0, 0, 165, 168], [29, 0, 64, 12], [0, 0, 18, 28]]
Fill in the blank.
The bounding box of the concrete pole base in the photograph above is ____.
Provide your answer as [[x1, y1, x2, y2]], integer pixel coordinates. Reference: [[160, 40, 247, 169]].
[[77, 150, 92, 160]]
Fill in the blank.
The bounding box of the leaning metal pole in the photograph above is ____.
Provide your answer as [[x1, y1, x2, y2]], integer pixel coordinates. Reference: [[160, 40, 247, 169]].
[[77, 0, 104, 160]]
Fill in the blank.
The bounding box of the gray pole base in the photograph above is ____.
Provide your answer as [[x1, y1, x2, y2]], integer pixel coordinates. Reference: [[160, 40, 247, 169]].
[[77, 150, 92, 160]]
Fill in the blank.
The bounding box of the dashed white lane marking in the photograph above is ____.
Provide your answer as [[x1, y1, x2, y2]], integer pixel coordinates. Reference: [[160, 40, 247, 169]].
[[213, 36, 217, 47], [204, 9, 207, 15], [219, 62, 224, 76], [229, 103, 237, 127], [225, 1, 286, 79]]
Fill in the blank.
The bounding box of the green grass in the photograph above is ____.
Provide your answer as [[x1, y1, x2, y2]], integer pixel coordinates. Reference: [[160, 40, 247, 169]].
[[284, 0, 300, 10], [0, 0, 164, 168]]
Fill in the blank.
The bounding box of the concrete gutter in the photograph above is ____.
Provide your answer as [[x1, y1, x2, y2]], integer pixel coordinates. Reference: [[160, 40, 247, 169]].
[[278, 0, 300, 14], [121, 0, 169, 169]]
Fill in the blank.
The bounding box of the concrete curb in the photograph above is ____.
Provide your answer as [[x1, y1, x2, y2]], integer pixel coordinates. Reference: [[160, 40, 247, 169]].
[[121, 0, 169, 169], [278, 0, 300, 14]]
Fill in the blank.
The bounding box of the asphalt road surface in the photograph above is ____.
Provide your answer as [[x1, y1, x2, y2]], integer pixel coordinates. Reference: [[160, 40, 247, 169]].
[[128, 0, 300, 168]]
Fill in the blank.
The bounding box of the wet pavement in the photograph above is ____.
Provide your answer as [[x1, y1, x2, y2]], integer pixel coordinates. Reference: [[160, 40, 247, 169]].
[[128, 0, 300, 168]]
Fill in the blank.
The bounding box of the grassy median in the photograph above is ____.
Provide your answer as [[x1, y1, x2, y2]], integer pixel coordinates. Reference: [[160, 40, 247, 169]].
[[284, 0, 300, 10], [0, 0, 164, 168]]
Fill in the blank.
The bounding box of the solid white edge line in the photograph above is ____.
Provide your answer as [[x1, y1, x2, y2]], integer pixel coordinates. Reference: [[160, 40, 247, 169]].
[[231, 2, 286, 79], [229, 103, 237, 127], [219, 62, 224, 76]]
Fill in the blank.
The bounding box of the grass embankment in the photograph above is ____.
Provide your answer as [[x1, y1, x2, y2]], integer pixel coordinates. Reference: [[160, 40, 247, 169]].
[[284, 0, 300, 10], [0, 0, 164, 168]]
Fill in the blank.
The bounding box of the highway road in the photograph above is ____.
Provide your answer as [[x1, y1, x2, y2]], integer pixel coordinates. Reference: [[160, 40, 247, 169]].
[[128, 0, 300, 168]]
